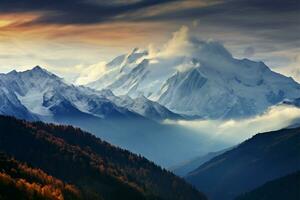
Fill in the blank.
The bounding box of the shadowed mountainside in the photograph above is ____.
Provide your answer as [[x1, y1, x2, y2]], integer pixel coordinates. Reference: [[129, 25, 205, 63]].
[[186, 127, 300, 200], [0, 115, 206, 200], [235, 171, 300, 200]]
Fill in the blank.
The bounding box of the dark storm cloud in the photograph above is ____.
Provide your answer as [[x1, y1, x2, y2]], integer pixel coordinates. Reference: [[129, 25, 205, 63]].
[[0, 0, 178, 24], [1, 0, 298, 29], [136, 0, 300, 47], [138, 0, 300, 30], [0, 0, 299, 47]]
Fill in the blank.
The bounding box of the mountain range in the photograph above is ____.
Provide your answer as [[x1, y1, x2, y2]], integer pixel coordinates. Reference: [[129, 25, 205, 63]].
[[185, 126, 300, 200], [87, 35, 300, 119], [1, 37, 300, 199], [0, 66, 217, 167], [1, 31, 300, 169], [0, 66, 179, 122]]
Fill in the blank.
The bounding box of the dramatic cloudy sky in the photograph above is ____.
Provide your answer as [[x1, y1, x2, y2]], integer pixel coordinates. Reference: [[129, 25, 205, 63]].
[[0, 0, 299, 82]]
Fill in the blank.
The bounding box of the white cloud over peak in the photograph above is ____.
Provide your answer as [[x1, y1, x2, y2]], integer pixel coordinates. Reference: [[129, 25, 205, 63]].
[[165, 104, 300, 145], [158, 26, 193, 58], [75, 61, 107, 85], [146, 26, 199, 59]]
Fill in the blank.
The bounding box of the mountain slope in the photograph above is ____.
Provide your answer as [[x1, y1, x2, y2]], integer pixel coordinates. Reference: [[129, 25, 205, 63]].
[[170, 147, 232, 177], [88, 48, 148, 91], [0, 152, 82, 200], [0, 78, 37, 121], [107, 93, 182, 121], [87, 28, 300, 118], [185, 127, 300, 200], [0, 115, 207, 200], [235, 171, 300, 200]]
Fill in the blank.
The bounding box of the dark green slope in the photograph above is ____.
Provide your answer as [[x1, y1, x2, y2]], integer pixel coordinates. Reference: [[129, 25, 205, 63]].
[[186, 127, 300, 200], [236, 171, 300, 200], [0, 115, 206, 200]]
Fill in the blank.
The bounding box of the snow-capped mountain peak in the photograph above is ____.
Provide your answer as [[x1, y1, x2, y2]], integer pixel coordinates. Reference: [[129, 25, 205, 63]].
[[85, 27, 300, 119], [22, 66, 58, 79], [0, 66, 177, 121]]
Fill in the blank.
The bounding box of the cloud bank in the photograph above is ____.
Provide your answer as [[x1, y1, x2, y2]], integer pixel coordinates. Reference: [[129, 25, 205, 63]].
[[165, 105, 300, 145], [0, 0, 177, 25]]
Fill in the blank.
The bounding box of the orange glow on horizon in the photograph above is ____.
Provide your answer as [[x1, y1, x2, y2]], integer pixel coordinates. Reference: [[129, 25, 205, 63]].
[[0, 20, 12, 28]]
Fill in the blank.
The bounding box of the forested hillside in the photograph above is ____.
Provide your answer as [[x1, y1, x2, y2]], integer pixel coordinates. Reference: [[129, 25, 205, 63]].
[[0, 152, 82, 200], [0, 115, 206, 200]]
